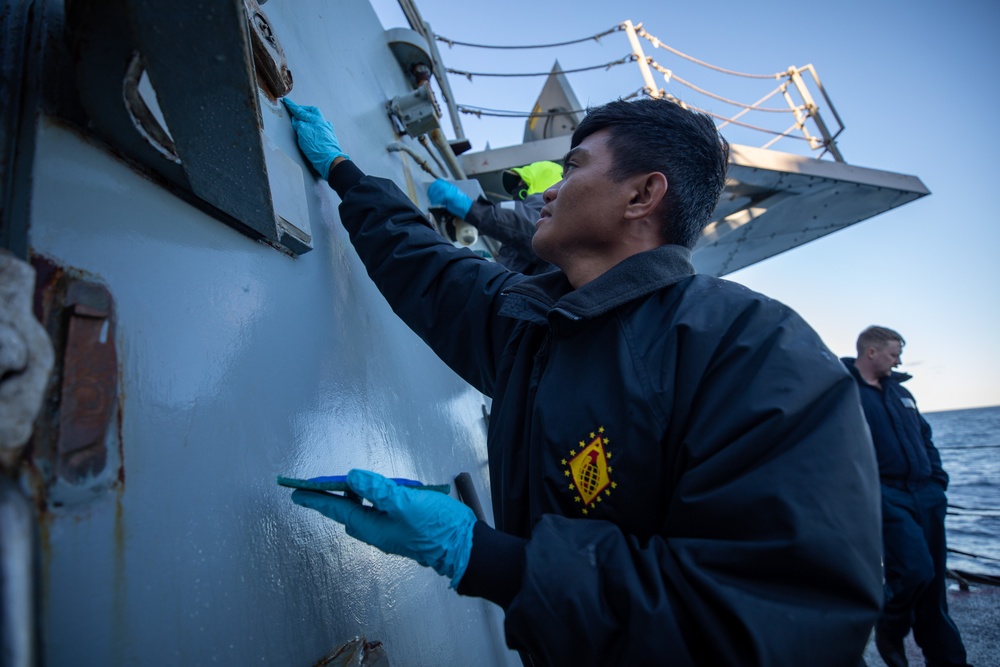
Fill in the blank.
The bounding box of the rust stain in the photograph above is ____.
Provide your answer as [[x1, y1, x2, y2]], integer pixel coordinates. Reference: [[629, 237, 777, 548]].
[[29, 254, 64, 326], [21, 465, 53, 624], [113, 489, 127, 654], [116, 389, 126, 487], [27, 253, 72, 474]]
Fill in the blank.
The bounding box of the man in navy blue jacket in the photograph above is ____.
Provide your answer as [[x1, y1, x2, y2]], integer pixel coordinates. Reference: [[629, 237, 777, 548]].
[[282, 96, 883, 666], [845, 326, 970, 667]]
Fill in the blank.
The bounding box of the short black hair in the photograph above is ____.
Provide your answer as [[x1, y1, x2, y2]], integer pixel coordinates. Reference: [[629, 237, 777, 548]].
[[571, 98, 729, 248]]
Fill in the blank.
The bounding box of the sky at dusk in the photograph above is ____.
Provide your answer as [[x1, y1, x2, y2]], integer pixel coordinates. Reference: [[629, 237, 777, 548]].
[[373, 0, 1000, 412]]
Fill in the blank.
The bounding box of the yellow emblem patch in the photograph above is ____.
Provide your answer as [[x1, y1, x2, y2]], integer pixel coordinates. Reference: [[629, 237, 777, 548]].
[[561, 427, 616, 515]]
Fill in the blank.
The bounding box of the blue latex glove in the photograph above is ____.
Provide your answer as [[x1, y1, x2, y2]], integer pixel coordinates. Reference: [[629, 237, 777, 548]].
[[428, 179, 473, 219], [291, 469, 475, 589], [282, 98, 349, 179]]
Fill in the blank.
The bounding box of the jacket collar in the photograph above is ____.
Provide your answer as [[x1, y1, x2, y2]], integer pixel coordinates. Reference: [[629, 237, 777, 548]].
[[499, 245, 695, 324], [841, 357, 912, 385]]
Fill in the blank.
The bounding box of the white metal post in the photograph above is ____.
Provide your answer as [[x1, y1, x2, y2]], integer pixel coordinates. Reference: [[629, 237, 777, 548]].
[[623, 20, 661, 99], [789, 67, 844, 162]]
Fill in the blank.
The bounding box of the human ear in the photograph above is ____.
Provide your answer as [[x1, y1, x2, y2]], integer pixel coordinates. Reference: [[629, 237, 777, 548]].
[[624, 172, 668, 220]]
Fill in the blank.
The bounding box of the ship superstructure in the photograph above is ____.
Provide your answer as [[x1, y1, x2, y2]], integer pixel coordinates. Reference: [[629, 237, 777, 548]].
[[0, 1, 926, 665]]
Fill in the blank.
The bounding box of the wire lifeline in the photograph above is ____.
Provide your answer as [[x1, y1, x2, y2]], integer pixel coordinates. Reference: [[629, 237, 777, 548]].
[[647, 59, 797, 113], [455, 87, 646, 120], [949, 503, 1000, 512], [457, 104, 589, 119], [447, 55, 635, 80], [630, 26, 839, 153], [939, 444, 1000, 449], [948, 548, 1000, 563], [434, 24, 624, 50], [437, 23, 830, 149], [637, 27, 787, 80], [646, 89, 814, 142]]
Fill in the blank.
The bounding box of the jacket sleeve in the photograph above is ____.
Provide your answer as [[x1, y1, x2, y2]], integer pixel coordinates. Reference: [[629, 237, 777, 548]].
[[329, 160, 521, 395], [502, 290, 884, 666], [917, 404, 949, 488], [464, 197, 541, 259]]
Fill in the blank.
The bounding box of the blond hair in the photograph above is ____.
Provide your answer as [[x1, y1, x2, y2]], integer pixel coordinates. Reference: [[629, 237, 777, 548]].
[[856, 325, 905, 356]]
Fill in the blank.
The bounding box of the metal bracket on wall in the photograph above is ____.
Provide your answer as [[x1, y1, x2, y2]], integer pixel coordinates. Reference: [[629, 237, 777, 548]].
[[385, 28, 444, 139], [27, 257, 126, 505], [26, 255, 123, 493], [388, 86, 441, 138], [55, 280, 118, 483]]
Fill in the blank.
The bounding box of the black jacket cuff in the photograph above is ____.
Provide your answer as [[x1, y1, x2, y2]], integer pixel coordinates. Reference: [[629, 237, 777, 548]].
[[457, 521, 527, 609], [328, 159, 365, 199]]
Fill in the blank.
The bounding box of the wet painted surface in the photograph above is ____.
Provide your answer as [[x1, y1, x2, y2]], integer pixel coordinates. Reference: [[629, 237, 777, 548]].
[[27, 0, 516, 664]]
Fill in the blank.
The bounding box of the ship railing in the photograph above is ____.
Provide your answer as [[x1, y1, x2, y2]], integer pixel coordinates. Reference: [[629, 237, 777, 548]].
[[416, 17, 847, 161]]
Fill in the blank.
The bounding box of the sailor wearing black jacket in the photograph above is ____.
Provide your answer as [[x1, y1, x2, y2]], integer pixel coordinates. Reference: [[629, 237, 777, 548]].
[[463, 193, 555, 275], [845, 326, 970, 667], [429, 161, 562, 275], [282, 96, 883, 666]]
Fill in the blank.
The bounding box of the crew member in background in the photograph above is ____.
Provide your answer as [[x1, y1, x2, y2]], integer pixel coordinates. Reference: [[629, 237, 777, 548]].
[[428, 160, 562, 275], [280, 95, 883, 666], [845, 326, 971, 667]]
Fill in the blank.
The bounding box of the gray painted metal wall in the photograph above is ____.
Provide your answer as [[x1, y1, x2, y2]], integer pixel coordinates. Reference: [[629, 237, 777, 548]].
[[21, 0, 518, 664]]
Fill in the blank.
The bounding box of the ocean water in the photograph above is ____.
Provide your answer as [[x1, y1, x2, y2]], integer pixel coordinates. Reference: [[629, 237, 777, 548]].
[[925, 405, 1000, 577]]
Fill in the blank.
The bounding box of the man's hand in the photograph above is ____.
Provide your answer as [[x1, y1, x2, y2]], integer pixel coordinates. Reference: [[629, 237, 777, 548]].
[[291, 469, 475, 588], [282, 98, 349, 179], [428, 179, 473, 219]]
